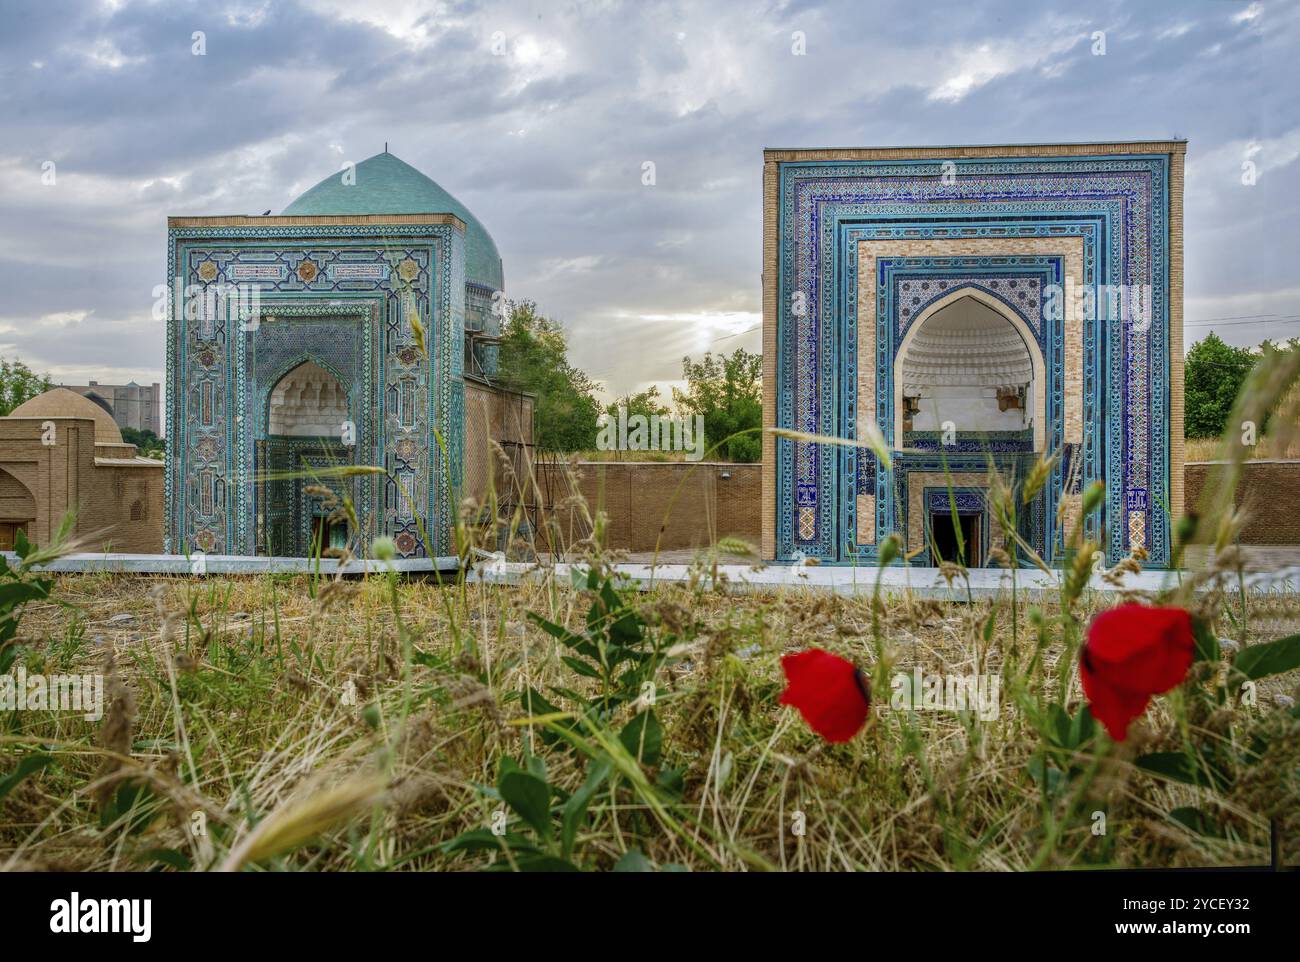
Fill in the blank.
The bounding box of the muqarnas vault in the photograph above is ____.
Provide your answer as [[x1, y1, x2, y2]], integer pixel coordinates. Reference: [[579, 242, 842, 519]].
[[761, 142, 1186, 568]]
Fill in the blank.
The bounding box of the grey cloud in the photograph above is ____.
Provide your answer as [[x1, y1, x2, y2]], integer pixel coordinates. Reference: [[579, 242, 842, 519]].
[[0, 0, 1296, 394]]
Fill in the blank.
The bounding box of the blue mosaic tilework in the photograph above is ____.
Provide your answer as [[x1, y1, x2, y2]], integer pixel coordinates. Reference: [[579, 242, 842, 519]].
[[773, 154, 1172, 567], [165, 224, 464, 557]]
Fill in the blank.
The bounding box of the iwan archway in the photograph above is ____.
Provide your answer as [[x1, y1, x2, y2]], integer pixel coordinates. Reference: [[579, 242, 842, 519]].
[[0, 467, 36, 550], [762, 141, 1185, 568], [258, 359, 356, 557], [894, 289, 1045, 455], [166, 151, 529, 560], [891, 290, 1045, 567]]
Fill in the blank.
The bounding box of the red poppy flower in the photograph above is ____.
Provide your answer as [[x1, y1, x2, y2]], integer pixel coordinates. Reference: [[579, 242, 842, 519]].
[[1080, 603, 1195, 742], [779, 649, 871, 743]]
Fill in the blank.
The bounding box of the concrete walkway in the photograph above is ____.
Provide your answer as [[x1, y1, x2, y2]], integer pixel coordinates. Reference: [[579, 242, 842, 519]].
[[471, 556, 1300, 600], [9, 550, 1297, 601], [2, 551, 460, 576]]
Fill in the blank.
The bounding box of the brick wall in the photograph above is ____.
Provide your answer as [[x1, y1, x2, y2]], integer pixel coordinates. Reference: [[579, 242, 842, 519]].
[[1185, 460, 1300, 545], [571, 459, 1298, 555], [462, 378, 534, 508], [569, 462, 761, 553]]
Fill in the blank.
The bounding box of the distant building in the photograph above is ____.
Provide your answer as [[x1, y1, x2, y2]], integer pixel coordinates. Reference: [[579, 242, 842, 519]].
[[0, 388, 163, 552], [61, 381, 162, 436]]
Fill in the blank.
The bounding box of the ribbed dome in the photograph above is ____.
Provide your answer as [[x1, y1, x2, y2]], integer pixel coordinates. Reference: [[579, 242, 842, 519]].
[[283, 152, 503, 291], [902, 298, 1032, 395], [10, 388, 123, 443]]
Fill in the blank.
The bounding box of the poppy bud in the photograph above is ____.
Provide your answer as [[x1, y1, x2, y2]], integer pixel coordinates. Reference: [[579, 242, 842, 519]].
[[1081, 480, 1106, 517], [877, 533, 902, 568]]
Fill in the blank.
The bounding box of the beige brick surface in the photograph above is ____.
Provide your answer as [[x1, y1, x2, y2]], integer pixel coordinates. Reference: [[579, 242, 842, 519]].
[[541, 459, 1274, 557], [1185, 461, 1300, 544], [0, 416, 163, 552], [571, 462, 761, 553]]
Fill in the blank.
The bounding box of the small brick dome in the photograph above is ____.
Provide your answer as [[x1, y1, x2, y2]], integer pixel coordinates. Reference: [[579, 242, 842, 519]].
[[10, 388, 124, 443]]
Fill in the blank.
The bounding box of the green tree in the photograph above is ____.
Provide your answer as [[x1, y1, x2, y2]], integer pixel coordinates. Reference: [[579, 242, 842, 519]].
[[496, 300, 601, 452], [1184, 333, 1259, 438], [672, 348, 762, 462], [122, 427, 165, 458], [0, 358, 52, 416], [605, 385, 671, 421]]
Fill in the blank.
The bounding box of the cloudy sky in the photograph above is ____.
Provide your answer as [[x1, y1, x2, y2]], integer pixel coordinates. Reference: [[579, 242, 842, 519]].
[[0, 0, 1295, 411]]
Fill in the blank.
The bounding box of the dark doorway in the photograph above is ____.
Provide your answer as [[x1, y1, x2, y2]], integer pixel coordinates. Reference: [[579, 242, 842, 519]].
[[310, 515, 349, 554], [0, 522, 28, 551], [930, 512, 980, 565]]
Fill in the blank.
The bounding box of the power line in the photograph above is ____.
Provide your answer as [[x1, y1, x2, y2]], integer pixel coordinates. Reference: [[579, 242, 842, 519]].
[[1186, 313, 1278, 322], [711, 323, 761, 342], [1186, 314, 1300, 328]]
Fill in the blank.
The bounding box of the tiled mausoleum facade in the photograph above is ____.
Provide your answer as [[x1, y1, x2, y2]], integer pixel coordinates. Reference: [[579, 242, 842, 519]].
[[166, 152, 523, 557], [762, 142, 1186, 568]]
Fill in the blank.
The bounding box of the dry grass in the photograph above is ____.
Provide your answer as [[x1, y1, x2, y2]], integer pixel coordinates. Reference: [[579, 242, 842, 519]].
[[1185, 433, 1300, 462], [3, 347, 1297, 872], [2, 565, 1297, 873]]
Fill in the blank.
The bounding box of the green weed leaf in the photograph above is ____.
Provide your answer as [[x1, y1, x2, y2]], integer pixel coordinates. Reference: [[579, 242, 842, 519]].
[[499, 770, 552, 841], [619, 710, 662, 766], [0, 753, 54, 803], [1232, 633, 1300, 681]]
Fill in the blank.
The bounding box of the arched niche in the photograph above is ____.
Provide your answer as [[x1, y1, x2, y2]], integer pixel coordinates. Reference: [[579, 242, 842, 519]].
[[893, 289, 1046, 452], [0, 467, 36, 550], [266, 360, 350, 438]]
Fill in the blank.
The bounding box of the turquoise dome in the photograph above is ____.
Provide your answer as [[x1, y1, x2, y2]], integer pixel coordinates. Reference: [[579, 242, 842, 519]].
[[283, 151, 503, 291]]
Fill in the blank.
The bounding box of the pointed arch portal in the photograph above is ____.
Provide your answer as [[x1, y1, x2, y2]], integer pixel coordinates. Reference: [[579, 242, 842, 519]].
[[764, 144, 1183, 568], [257, 358, 356, 557], [893, 289, 1046, 453]]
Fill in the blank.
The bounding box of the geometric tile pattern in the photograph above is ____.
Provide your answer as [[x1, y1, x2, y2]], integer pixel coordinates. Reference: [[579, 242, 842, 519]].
[[769, 148, 1180, 567], [165, 219, 466, 557]]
